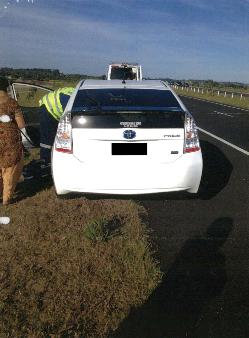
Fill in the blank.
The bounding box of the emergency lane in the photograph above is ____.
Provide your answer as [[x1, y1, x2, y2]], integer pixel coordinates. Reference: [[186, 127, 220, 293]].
[[180, 95, 249, 151], [113, 98, 249, 338]]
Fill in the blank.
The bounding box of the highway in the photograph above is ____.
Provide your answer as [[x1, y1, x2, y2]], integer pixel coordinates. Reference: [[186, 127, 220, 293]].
[[182, 95, 249, 152], [113, 96, 249, 338]]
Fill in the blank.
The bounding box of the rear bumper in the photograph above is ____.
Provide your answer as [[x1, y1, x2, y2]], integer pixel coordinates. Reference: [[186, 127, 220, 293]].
[[52, 150, 203, 195]]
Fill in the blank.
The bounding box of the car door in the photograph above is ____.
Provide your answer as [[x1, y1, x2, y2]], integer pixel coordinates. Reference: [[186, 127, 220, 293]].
[[11, 83, 52, 147]]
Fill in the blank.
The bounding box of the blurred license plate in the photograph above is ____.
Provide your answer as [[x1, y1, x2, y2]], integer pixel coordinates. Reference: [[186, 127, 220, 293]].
[[112, 143, 147, 155]]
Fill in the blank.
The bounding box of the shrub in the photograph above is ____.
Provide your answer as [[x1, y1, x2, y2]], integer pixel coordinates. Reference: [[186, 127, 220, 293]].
[[0, 188, 162, 337]]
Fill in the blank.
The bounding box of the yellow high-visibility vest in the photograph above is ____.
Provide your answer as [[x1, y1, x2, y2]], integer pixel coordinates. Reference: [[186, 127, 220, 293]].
[[39, 87, 74, 121]]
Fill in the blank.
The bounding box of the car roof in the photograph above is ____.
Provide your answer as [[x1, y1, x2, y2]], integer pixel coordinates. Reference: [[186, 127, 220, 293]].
[[110, 63, 139, 66], [79, 80, 170, 91]]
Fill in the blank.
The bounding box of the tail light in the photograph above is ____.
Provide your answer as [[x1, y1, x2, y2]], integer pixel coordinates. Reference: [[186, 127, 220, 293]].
[[55, 112, 72, 153], [184, 113, 200, 153]]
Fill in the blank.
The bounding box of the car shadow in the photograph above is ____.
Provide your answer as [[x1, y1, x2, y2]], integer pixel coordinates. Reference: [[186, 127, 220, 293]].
[[111, 217, 233, 338], [197, 140, 233, 200]]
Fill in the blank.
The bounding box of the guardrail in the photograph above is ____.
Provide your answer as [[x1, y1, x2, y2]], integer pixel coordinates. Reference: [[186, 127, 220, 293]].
[[173, 85, 249, 100]]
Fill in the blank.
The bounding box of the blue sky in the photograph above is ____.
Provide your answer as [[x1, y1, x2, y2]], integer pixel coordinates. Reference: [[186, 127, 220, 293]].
[[0, 0, 249, 82]]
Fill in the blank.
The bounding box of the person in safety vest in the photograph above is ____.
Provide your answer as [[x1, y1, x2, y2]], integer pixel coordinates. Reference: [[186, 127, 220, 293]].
[[23, 87, 74, 179]]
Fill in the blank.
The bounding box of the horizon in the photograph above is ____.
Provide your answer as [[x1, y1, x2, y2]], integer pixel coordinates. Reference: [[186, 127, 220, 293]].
[[0, 0, 249, 83], [1, 66, 248, 85]]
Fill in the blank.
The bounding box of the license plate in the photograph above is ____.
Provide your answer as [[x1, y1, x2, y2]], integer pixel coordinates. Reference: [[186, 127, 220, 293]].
[[112, 143, 147, 155]]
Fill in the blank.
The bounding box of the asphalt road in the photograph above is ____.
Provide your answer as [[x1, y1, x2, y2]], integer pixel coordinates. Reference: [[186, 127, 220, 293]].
[[113, 96, 249, 338], [182, 95, 249, 151]]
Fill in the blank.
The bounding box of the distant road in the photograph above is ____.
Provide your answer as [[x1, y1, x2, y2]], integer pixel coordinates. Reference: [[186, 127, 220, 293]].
[[180, 95, 249, 152]]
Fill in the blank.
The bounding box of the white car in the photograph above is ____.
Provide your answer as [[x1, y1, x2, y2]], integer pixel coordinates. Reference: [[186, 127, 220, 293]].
[[107, 63, 143, 80], [52, 80, 203, 195]]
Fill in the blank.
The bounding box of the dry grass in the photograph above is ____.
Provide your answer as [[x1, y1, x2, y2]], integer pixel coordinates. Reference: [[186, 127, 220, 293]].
[[0, 183, 162, 337]]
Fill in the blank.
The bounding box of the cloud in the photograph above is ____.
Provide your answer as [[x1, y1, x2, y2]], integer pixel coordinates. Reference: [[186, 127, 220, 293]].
[[0, 0, 248, 81]]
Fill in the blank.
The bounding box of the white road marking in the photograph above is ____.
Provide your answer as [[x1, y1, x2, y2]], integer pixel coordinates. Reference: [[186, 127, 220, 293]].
[[180, 94, 249, 112], [214, 110, 234, 117], [198, 127, 249, 156]]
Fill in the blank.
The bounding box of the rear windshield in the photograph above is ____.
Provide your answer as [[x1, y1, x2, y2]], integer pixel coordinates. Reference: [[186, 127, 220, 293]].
[[110, 67, 136, 80], [72, 89, 182, 112]]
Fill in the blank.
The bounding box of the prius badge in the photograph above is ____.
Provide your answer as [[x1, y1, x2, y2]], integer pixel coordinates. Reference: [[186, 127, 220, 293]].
[[123, 130, 136, 139]]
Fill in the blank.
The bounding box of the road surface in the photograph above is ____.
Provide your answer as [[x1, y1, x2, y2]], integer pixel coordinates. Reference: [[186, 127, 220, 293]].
[[113, 96, 249, 338]]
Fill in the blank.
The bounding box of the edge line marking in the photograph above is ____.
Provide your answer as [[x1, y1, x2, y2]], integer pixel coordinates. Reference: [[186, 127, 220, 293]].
[[198, 127, 249, 156]]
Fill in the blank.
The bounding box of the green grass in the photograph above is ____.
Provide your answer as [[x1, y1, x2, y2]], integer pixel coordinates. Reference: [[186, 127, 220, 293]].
[[174, 87, 249, 110]]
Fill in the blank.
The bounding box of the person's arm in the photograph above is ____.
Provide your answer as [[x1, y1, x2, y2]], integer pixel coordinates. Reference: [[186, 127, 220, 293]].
[[12, 100, 26, 129], [15, 111, 26, 129]]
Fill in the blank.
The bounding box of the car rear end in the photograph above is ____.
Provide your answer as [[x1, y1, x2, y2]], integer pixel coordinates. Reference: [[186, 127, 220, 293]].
[[52, 80, 202, 195], [107, 63, 142, 80]]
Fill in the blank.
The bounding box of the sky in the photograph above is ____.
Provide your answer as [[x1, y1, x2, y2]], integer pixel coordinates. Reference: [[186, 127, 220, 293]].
[[0, 0, 249, 82]]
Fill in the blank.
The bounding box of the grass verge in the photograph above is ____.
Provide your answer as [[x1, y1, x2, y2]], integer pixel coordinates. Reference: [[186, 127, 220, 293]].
[[0, 182, 162, 337], [174, 88, 249, 110]]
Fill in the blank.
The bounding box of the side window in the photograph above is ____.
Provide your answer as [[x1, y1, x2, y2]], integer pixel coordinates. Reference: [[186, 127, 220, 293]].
[[12, 83, 52, 108], [11, 83, 52, 147]]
